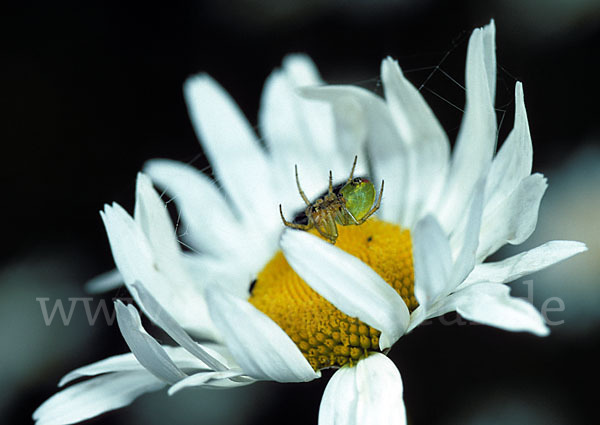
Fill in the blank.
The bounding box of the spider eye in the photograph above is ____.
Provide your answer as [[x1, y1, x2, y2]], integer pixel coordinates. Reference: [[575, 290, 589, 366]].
[[352, 177, 363, 185]]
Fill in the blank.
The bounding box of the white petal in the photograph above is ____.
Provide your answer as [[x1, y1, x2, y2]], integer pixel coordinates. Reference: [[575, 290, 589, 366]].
[[259, 55, 339, 175], [184, 74, 278, 231], [101, 203, 218, 340], [381, 58, 449, 156], [101, 203, 154, 290], [440, 283, 549, 336], [484, 82, 532, 211], [283, 53, 323, 85], [281, 55, 357, 169], [461, 240, 588, 288], [143, 159, 242, 255], [182, 253, 253, 300], [281, 229, 410, 349], [205, 286, 319, 382], [59, 353, 145, 387], [84, 268, 122, 294], [477, 173, 547, 261], [406, 305, 430, 333], [300, 85, 408, 223], [412, 216, 453, 309], [449, 178, 485, 286], [134, 173, 180, 265], [34, 371, 164, 425], [437, 23, 497, 234], [259, 60, 317, 200], [59, 347, 210, 387], [130, 282, 228, 371], [381, 57, 449, 226], [259, 55, 361, 218], [167, 370, 246, 395], [330, 95, 368, 167], [115, 301, 186, 384], [319, 353, 406, 425], [135, 173, 217, 312], [481, 20, 497, 103]]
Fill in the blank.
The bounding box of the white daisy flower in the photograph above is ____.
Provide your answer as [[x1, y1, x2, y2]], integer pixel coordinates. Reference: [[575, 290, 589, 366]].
[[35, 20, 587, 425]]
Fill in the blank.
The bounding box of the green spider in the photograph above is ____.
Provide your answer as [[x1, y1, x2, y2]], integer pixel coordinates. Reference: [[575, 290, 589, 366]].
[[279, 156, 384, 244]]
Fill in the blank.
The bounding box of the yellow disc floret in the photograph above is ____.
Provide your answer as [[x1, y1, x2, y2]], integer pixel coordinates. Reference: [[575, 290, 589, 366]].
[[249, 219, 416, 371]]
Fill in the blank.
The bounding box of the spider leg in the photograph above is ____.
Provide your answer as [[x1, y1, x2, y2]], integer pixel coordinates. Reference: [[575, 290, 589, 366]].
[[279, 204, 313, 230], [295, 164, 311, 206], [328, 170, 334, 195], [338, 205, 360, 225], [345, 155, 358, 185], [313, 215, 338, 244], [355, 179, 384, 224]]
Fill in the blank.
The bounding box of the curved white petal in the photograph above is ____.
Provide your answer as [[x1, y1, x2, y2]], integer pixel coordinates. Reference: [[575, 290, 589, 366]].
[[182, 253, 252, 299], [412, 216, 452, 309], [439, 283, 549, 336], [437, 22, 497, 234], [282, 54, 323, 85], [59, 353, 146, 387], [39, 346, 246, 424], [205, 286, 319, 382], [477, 173, 547, 261], [461, 240, 588, 289], [406, 305, 430, 333], [115, 301, 186, 384], [485, 82, 532, 211], [381, 57, 449, 226], [260, 56, 365, 223], [330, 95, 368, 167], [319, 353, 406, 425], [130, 283, 228, 371], [84, 268, 122, 294], [101, 203, 154, 289], [33, 371, 164, 425], [284, 55, 364, 173], [300, 85, 408, 223], [281, 230, 409, 350], [101, 202, 218, 340], [135, 173, 217, 318], [449, 178, 485, 286], [260, 59, 319, 206], [184, 74, 278, 231], [102, 202, 181, 328], [481, 19, 497, 103], [59, 347, 210, 388], [143, 159, 243, 255], [259, 54, 344, 191], [167, 370, 247, 395], [381, 57, 449, 160], [134, 173, 181, 264]]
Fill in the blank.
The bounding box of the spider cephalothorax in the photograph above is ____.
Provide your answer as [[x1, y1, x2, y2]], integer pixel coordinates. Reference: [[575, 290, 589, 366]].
[[279, 156, 384, 244]]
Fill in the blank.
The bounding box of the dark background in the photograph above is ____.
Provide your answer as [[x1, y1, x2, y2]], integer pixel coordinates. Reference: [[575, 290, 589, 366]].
[[2, 1, 599, 424]]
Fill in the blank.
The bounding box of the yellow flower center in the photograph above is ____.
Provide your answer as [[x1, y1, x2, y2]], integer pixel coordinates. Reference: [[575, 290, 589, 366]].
[[249, 219, 416, 371]]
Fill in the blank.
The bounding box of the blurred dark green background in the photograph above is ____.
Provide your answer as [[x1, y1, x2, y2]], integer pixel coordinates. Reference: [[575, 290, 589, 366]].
[[2, 1, 599, 424]]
